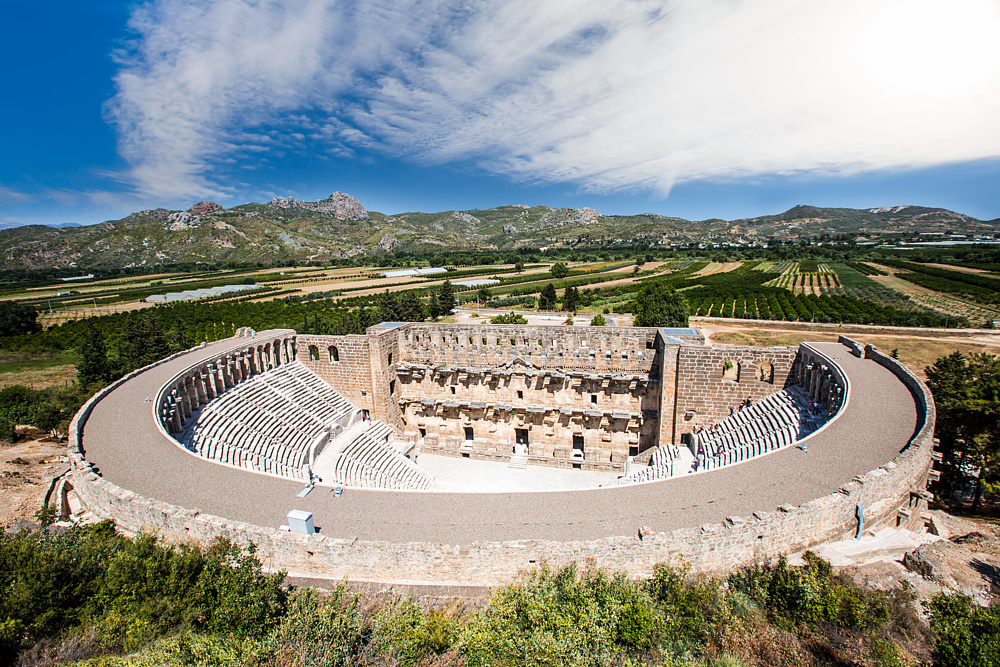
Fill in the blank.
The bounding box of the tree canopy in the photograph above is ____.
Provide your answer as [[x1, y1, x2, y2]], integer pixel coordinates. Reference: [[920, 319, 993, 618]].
[[538, 283, 558, 311], [490, 311, 527, 324], [925, 351, 1000, 510], [632, 282, 689, 328], [437, 280, 455, 315], [0, 302, 40, 337]]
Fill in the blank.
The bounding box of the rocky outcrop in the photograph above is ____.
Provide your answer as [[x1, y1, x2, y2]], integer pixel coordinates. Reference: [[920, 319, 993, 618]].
[[452, 212, 480, 224], [332, 246, 365, 258], [165, 212, 201, 231], [189, 201, 225, 215], [269, 192, 369, 220], [539, 207, 602, 227], [131, 209, 171, 220], [379, 233, 400, 251], [502, 224, 517, 234]]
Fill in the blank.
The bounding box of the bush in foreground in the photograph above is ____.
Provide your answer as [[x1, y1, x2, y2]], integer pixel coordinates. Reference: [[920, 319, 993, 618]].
[[2, 522, 993, 667]]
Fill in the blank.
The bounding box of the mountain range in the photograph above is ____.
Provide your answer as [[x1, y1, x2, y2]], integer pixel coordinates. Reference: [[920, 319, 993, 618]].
[[1, 193, 997, 271]]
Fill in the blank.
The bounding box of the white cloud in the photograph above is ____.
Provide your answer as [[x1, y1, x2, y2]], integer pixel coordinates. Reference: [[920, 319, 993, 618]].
[[0, 186, 29, 202], [108, 0, 1000, 199]]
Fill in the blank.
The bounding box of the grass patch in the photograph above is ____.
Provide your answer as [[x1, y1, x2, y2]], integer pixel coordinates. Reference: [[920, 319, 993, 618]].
[[712, 332, 754, 346], [0, 350, 77, 389], [711, 329, 840, 347], [849, 335, 998, 379]]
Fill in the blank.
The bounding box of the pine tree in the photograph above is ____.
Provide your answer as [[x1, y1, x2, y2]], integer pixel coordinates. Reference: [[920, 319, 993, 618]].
[[166, 323, 193, 353], [438, 280, 455, 314], [427, 293, 441, 319], [77, 323, 110, 387], [377, 289, 402, 322], [118, 313, 145, 374], [539, 283, 558, 311], [143, 314, 170, 366], [399, 291, 426, 321], [562, 285, 579, 312]]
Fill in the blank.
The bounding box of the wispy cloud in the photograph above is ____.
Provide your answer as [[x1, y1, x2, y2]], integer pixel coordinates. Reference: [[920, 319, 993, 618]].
[[0, 186, 29, 202], [108, 0, 1000, 199]]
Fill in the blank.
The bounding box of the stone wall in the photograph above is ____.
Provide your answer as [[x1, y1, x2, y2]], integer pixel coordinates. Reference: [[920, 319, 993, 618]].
[[69, 337, 935, 587], [402, 324, 660, 373], [397, 367, 660, 470], [297, 334, 376, 415], [366, 324, 406, 429], [391, 324, 669, 469], [673, 345, 798, 443]]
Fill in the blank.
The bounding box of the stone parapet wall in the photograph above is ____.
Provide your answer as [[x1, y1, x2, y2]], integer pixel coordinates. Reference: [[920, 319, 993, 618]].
[[69, 338, 935, 586]]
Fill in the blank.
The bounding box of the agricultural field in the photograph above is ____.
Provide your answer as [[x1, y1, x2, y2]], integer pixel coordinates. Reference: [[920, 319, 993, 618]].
[[0, 350, 77, 390], [869, 260, 1000, 326], [765, 261, 840, 295], [6, 253, 1000, 351], [878, 259, 1000, 306]]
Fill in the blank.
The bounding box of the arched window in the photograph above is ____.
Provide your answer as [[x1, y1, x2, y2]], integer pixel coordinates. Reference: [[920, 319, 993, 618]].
[[328, 346, 339, 362], [308, 345, 320, 361], [758, 361, 774, 384], [722, 360, 739, 382]]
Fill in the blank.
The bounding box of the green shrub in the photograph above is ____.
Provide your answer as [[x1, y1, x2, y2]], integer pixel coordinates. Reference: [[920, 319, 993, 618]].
[[926, 592, 1000, 667], [866, 636, 908, 667], [460, 564, 661, 667], [265, 587, 367, 667], [0, 523, 285, 663], [490, 311, 528, 324]]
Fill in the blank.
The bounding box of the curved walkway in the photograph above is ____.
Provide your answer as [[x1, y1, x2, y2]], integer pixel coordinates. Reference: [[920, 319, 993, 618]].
[[81, 340, 916, 544]]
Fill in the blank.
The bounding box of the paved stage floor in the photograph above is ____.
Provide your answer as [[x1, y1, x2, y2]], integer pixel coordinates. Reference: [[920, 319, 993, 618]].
[[415, 453, 620, 492]]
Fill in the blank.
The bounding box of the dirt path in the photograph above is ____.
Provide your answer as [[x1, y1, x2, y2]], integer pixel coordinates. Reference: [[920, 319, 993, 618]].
[[925, 262, 996, 275]]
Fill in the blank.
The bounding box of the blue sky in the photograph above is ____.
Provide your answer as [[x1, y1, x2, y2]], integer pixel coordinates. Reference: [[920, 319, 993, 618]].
[[3, 0, 1000, 228]]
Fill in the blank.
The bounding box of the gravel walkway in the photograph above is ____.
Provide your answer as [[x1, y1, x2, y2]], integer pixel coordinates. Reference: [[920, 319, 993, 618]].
[[81, 341, 917, 544]]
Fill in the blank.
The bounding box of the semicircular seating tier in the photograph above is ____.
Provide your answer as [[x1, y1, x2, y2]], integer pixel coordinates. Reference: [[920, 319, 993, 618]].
[[180, 361, 432, 490], [618, 385, 824, 484]]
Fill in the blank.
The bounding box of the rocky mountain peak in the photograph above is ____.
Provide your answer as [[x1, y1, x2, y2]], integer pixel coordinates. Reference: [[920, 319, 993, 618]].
[[189, 201, 225, 215], [268, 192, 369, 221]]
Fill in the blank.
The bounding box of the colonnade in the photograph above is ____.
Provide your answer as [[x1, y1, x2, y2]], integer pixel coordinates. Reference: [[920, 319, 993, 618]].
[[160, 334, 297, 437], [794, 348, 845, 413]]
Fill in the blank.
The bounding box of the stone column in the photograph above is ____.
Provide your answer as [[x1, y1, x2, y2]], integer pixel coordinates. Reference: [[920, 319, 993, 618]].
[[230, 355, 243, 384], [203, 365, 217, 400], [170, 398, 183, 434], [180, 383, 193, 420], [194, 372, 208, 405], [186, 377, 199, 411], [217, 359, 230, 390]]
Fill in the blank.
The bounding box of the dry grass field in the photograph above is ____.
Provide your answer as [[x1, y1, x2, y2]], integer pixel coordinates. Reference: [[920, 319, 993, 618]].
[[0, 351, 78, 390], [705, 322, 1000, 379]]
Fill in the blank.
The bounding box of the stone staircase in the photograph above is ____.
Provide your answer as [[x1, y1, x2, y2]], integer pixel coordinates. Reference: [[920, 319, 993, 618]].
[[508, 452, 529, 469]]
